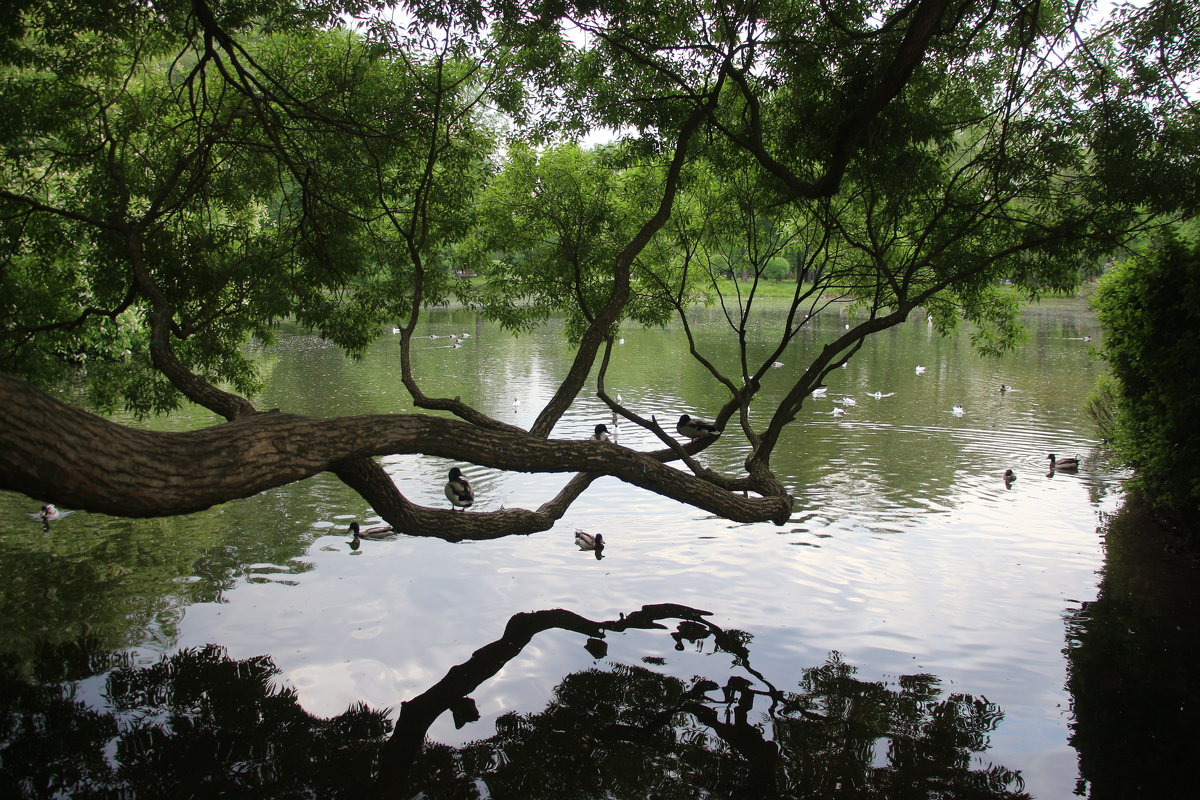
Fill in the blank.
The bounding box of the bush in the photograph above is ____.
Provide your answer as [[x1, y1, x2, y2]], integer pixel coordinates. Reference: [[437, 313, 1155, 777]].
[[763, 256, 790, 281], [1093, 232, 1200, 528]]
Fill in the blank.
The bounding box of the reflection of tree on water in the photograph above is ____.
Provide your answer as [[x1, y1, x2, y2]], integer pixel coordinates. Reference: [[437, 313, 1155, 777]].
[[1066, 496, 1200, 799], [0, 605, 1027, 799]]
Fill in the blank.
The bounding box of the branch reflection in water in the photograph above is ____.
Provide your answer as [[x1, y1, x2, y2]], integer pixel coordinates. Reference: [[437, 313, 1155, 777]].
[[0, 604, 1029, 799]]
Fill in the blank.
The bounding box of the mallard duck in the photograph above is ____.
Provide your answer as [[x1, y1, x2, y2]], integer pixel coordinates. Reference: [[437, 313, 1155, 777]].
[[575, 530, 605, 558], [575, 530, 602, 548], [445, 467, 474, 510], [348, 521, 396, 540], [1047, 453, 1080, 471], [1000, 384, 1009, 393], [591, 423, 611, 442], [1004, 469, 1017, 487], [677, 414, 720, 440]]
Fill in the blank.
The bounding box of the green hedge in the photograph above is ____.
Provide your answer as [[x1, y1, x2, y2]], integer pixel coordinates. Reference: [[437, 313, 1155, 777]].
[[1093, 232, 1200, 529]]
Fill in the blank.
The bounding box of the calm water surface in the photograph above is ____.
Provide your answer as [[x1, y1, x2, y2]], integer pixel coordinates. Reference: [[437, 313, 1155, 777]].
[[1, 299, 1123, 796]]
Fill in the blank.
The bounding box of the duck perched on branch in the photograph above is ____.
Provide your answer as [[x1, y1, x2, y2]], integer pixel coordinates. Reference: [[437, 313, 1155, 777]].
[[676, 414, 720, 441], [445, 467, 474, 511]]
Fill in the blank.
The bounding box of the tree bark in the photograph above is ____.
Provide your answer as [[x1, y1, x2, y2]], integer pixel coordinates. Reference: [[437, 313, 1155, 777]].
[[0, 371, 792, 530]]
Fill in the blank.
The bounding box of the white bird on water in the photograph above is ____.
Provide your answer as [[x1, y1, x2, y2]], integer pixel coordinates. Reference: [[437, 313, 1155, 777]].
[[952, 405, 965, 417], [915, 365, 926, 375]]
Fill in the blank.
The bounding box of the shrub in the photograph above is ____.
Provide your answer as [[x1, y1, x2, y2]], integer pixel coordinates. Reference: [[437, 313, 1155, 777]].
[[1093, 232, 1200, 529]]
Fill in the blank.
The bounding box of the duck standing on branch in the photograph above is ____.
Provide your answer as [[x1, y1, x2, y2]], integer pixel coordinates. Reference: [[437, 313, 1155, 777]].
[[445, 467, 474, 511], [677, 414, 720, 442], [575, 530, 605, 559], [1047, 453, 1080, 472], [591, 423, 611, 442]]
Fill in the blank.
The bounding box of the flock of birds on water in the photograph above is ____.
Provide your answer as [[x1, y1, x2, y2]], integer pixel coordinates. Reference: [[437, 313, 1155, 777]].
[[28, 332, 1087, 560]]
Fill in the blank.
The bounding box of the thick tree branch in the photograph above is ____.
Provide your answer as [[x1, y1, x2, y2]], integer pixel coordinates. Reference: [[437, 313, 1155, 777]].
[[0, 371, 792, 531]]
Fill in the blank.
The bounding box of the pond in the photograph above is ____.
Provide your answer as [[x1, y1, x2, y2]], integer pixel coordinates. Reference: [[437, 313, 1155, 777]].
[[0, 298, 1144, 797]]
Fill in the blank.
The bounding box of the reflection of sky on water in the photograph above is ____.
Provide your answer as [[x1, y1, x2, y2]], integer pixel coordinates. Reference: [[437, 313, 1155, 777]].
[[3, 301, 1115, 798]]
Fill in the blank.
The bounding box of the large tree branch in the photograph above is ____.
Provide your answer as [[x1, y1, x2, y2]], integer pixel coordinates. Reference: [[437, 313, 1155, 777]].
[[0, 371, 792, 531]]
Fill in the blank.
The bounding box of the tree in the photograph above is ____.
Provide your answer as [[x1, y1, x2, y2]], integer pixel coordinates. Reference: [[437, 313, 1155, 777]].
[[0, 1, 1168, 539]]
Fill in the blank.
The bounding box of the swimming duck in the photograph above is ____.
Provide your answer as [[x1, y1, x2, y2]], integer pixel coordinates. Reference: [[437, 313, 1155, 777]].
[[1000, 384, 1009, 393], [29, 504, 74, 524], [811, 386, 828, 397], [676, 414, 720, 441], [445, 467, 474, 510], [869, 391, 895, 399], [952, 405, 964, 417], [915, 365, 926, 375], [832, 407, 846, 417], [591, 424, 611, 442], [575, 530, 602, 549], [1004, 469, 1017, 487], [771, 361, 784, 368], [348, 521, 396, 539], [840, 397, 857, 406], [1047, 453, 1080, 471], [575, 530, 605, 559]]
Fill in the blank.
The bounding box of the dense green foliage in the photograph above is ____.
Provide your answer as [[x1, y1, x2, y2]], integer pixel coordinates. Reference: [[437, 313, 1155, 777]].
[[1094, 232, 1200, 528]]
